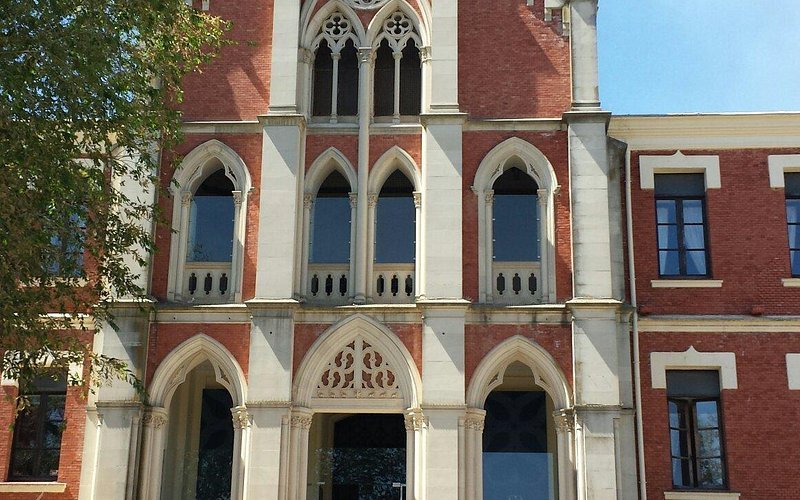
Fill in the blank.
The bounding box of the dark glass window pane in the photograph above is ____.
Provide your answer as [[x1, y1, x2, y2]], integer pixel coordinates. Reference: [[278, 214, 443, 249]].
[[698, 458, 724, 488], [683, 225, 706, 249], [668, 400, 680, 428], [311, 197, 351, 263], [667, 371, 720, 397], [656, 200, 677, 223], [189, 170, 234, 263], [697, 429, 721, 457], [493, 195, 539, 261], [788, 200, 800, 223], [785, 172, 800, 197], [792, 250, 800, 276], [682, 199, 704, 223], [312, 41, 333, 116], [654, 173, 705, 196], [672, 458, 690, 488], [399, 40, 421, 115], [685, 251, 707, 275], [659, 251, 680, 275], [373, 40, 395, 116], [695, 400, 720, 428], [375, 197, 415, 263], [337, 40, 358, 115], [658, 226, 678, 249]]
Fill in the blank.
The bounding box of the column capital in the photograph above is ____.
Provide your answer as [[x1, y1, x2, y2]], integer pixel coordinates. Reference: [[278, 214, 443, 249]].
[[180, 190, 193, 207], [290, 407, 314, 429], [231, 405, 251, 429], [404, 408, 427, 431], [484, 189, 494, 205], [232, 190, 243, 207], [357, 47, 373, 65], [303, 192, 314, 209], [367, 192, 379, 208], [349, 192, 358, 208], [142, 407, 169, 429], [464, 408, 486, 431], [413, 191, 422, 208], [552, 408, 574, 433], [299, 47, 313, 65]]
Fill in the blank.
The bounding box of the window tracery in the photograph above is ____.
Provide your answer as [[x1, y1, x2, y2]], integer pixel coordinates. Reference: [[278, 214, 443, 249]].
[[317, 337, 401, 399], [373, 11, 421, 120], [312, 11, 360, 120]]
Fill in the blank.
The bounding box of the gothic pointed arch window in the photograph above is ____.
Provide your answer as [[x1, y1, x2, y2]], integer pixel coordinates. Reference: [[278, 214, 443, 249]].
[[311, 12, 360, 121], [373, 11, 422, 121], [167, 141, 251, 304], [474, 139, 558, 305]]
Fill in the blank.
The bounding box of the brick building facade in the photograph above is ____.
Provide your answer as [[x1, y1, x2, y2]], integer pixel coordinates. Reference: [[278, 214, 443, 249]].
[[1, 0, 798, 499]]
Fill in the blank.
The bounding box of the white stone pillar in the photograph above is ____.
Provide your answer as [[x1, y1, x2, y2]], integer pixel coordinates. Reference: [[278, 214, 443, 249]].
[[366, 193, 378, 302], [419, 46, 432, 113], [299, 48, 313, 116], [268, 0, 300, 114], [482, 190, 494, 303], [429, 0, 459, 110], [300, 193, 313, 298], [287, 408, 314, 500], [245, 405, 290, 499], [462, 408, 485, 500], [231, 406, 252, 500], [232, 190, 244, 302], [537, 188, 550, 302], [255, 116, 305, 299], [174, 191, 192, 301], [413, 191, 422, 296], [348, 192, 358, 300], [393, 51, 402, 122], [139, 407, 169, 500], [354, 47, 372, 303], [330, 52, 341, 122], [553, 408, 577, 500], [569, 0, 601, 109], [405, 409, 428, 500]]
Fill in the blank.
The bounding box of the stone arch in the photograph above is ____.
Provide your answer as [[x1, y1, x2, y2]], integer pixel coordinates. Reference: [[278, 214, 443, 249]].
[[366, 0, 430, 48], [472, 137, 559, 304], [294, 314, 422, 410], [467, 335, 570, 410], [368, 145, 421, 193], [301, 0, 367, 49], [305, 147, 358, 195], [167, 139, 252, 303], [148, 333, 247, 408]]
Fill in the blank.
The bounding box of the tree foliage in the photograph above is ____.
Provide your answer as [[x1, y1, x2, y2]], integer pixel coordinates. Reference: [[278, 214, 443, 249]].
[[0, 0, 229, 394]]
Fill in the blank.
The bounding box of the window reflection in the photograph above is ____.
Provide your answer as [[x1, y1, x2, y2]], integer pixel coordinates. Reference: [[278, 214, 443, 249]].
[[188, 169, 234, 263], [312, 171, 351, 264], [492, 167, 539, 262], [376, 171, 415, 263]]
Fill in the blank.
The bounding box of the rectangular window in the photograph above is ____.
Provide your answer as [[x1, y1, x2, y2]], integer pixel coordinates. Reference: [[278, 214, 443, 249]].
[[666, 370, 726, 490], [9, 373, 67, 482], [786, 173, 800, 276], [655, 174, 710, 277]]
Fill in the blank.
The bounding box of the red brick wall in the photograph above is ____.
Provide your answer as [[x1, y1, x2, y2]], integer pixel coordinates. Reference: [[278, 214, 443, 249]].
[[369, 135, 423, 172], [459, 0, 571, 118], [462, 131, 572, 302], [145, 323, 251, 386], [294, 322, 423, 376], [631, 148, 800, 315], [180, 0, 272, 120], [465, 323, 572, 389], [152, 134, 262, 301], [640, 332, 800, 499], [305, 135, 359, 173]]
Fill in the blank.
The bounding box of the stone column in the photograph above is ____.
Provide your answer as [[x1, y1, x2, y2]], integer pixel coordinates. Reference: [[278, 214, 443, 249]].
[[287, 407, 313, 500], [553, 408, 577, 500], [174, 191, 193, 301], [462, 408, 485, 500], [537, 188, 550, 302], [353, 47, 372, 303], [231, 406, 251, 500], [139, 407, 169, 500], [348, 192, 358, 300], [268, 0, 300, 114], [569, 0, 601, 109], [413, 191, 422, 296], [482, 190, 494, 303], [232, 190, 244, 302], [246, 405, 290, 499], [405, 408, 428, 500], [300, 193, 313, 298], [366, 193, 378, 301]]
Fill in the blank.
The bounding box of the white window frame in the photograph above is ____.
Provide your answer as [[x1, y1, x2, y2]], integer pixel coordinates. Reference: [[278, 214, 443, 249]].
[[166, 140, 251, 303], [650, 346, 737, 390], [639, 151, 721, 191], [473, 137, 558, 304]]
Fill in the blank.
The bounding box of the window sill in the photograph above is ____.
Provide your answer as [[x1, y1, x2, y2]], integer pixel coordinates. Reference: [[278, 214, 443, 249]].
[[0, 482, 67, 493], [781, 278, 800, 287], [651, 279, 723, 288], [664, 491, 739, 500]]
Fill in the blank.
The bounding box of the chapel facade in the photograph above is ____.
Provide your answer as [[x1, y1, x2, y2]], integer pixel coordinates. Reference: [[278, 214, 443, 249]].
[[1, 0, 800, 499]]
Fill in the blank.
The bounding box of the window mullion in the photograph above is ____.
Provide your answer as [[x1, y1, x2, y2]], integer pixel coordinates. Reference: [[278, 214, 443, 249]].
[[393, 50, 402, 122], [676, 198, 687, 276], [330, 50, 341, 121]]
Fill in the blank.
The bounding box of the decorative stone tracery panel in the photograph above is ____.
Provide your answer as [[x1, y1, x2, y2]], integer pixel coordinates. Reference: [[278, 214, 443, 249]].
[[317, 337, 401, 399]]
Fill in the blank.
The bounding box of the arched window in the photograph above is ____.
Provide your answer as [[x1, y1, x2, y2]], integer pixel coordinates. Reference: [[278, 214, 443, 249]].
[[311, 12, 360, 121], [167, 140, 251, 304], [188, 169, 234, 263], [376, 170, 415, 264], [492, 165, 540, 262], [373, 11, 422, 120], [474, 139, 558, 305]]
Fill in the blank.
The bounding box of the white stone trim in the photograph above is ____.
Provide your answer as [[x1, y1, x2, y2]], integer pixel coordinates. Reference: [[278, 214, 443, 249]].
[[148, 333, 248, 407], [293, 314, 422, 409], [638, 316, 800, 333], [650, 346, 737, 390], [472, 137, 559, 304], [166, 139, 252, 303], [368, 145, 421, 193], [0, 482, 67, 493], [639, 151, 721, 190], [1, 350, 83, 387], [782, 278, 800, 287], [786, 354, 800, 389], [305, 147, 358, 195], [663, 492, 740, 500], [365, 0, 430, 48], [768, 154, 800, 188], [650, 279, 723, 288]]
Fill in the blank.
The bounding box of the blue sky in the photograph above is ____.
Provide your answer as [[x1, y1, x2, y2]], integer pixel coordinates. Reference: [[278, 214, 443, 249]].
[[597, 0, 800, 114]]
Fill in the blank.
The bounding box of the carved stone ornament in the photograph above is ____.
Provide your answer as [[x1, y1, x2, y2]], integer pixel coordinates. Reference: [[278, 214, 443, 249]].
[[180, 190, 193, 207], [484, 190, 495, 205], [367, 193, 379, 208], [349, 192, 358, 208], [303, 192, 314, 209], [347, 0, 390, 10], [142, 411, 168, 429], [290, 413, 313, 430], [404, 409, 426, 431], [464, 413, 485, 431], [231, 406, 250, 429], [317, 337, 401, 399], [383, 11, 413, 41], [322, 12, 353, 42], [232, 190, 243, 207], [412, 191, 421, 208], [552, 408, 574, 433]]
